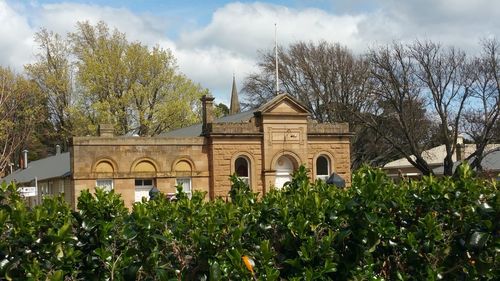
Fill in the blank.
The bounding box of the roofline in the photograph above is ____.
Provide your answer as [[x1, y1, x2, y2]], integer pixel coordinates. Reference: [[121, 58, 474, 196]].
[[257, 93, 311, 115]]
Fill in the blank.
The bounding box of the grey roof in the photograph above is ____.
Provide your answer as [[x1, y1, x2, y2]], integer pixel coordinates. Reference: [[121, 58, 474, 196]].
[[162, 93, 308, 137], [162, 109, 257, 137], [432, 150, 500, 174], [482, 150, 500, 170], [2, 152, 70, 184]]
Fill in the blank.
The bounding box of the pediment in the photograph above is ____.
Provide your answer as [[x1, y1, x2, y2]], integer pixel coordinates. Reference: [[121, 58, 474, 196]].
[[259, 94, 310, 115]]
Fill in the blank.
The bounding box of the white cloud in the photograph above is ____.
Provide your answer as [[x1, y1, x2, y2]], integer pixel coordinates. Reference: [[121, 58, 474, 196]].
[[0, 1, 35, 70], [174, 2, 365, 100], [2, 0, 500, 102], [33, 2, 167, 47], [179, 2, 364, 56], [360, 0, 500, 52]]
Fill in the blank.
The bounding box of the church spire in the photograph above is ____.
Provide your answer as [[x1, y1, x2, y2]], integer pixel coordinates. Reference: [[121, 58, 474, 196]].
[[229, 74, 240, 114]]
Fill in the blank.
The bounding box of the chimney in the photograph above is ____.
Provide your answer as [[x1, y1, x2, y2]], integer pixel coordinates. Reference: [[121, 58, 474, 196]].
[[56, 144, 61, 155], [201, 94, 215, 134], [22, 149, 28, 169], [98, 124, 114, 137]]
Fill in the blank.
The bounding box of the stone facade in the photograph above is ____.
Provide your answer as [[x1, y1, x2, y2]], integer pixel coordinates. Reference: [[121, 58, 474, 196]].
[[71, 94, 352, 209]]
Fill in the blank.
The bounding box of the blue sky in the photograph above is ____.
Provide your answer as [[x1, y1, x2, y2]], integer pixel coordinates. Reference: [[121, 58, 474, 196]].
[[1, 0, 500, 104]]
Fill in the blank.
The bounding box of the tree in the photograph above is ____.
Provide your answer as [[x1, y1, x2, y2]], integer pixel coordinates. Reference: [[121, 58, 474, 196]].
[[361, 41, 476, 176], [242, 41, 379, 168], [69, 21, 133, 135], [214, 103, 229, 118], [0, 67, 44, 174], [25, 28, 76, 149], [363, 43, 438, 175], [243, 40, 491, 175], [409, 41, 473, 176], [461, 39, 500, 172], [243, 41, 372, 122], [69, 21, 205, 136]]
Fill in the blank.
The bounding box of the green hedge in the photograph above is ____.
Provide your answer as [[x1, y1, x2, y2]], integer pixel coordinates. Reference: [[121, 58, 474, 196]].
[[0, 165, 498, 280]]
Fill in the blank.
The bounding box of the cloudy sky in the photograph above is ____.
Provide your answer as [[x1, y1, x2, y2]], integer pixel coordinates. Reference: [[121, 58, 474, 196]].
[[1, 0, 499, 104]]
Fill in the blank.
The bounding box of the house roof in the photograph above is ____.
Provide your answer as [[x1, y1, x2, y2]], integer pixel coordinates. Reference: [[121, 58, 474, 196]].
[[258, 93, 311, 114], [432, 149, 500, 175], [163, 93, 308, 137], [384, 144, 500, 169], [162, 109, 257, 137], [1, 152, 70, 184]]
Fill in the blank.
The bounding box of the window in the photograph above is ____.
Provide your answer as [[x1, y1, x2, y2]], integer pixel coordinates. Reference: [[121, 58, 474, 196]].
[[96, 179, 113, 192], [275, 155, 294, 189], [58, 181, 64, 194], [40, 183, 49, 196], [174, 160, 192, 197], [316, 155, 330, 181], [135, 179, 153, 202], [235, 156, 250, 186], [176, 178, 192, 197]]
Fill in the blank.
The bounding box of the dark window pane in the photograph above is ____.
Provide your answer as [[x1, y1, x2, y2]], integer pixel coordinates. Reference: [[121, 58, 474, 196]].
[[235, 157, 249, 177], [316, 156, 329, 175], [144, 179, 153, 186], [135, 179, 142, 186]]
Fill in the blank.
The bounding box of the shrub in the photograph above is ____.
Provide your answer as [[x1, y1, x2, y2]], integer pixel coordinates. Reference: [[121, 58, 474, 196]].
[[0, 165, 498, 280]]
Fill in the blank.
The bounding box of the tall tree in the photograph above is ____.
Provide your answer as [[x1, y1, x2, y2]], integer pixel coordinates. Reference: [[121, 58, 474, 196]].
[[69, 21, 205, 136], [69, 21, 131, 135], [125, 44, 205, 136], [243, 41, 383, 168], [410, 41, 473, 176], [244, 41, 372, 122], [364, 43, 437, 175], [0, 67, 44, 174], [25, 28, 76, 149], [462, 38, 500, 171]]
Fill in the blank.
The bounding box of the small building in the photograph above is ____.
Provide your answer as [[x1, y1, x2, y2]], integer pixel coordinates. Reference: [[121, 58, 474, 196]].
[[71, 93, 352, 209], [3, 82, 352, 209], [1, 148, 72, 207], [383, 137, 500, 179]]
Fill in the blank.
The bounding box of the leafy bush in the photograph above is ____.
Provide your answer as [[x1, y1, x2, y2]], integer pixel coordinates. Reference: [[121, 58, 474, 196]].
[[0, 165, 498, 280]]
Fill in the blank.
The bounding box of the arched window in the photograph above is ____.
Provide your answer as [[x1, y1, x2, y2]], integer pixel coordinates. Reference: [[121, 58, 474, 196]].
[[134, 160, 156, 173], [235, 156, 250, 186], [175, 160, 192, 197], [132, 159, 157, 202], [316, 155, 330, 181], [95, 160, 114, 192], [275, 155, 294, 189]]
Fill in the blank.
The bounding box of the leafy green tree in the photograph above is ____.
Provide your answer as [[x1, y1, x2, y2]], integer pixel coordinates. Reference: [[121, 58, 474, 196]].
[[214, 102, 229, 118], [69, 21, 131, 135], [69, 21, 206, 136], [25, 29, 76, 149], [0, 67, 44, 174]]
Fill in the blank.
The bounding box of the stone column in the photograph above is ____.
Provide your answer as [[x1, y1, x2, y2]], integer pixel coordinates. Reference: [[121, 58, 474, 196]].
[[201, 95, 215, 135]]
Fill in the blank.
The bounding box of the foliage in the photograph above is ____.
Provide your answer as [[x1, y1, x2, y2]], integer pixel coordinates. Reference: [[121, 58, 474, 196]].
[[16, 21, 208, 164], [0, 67, 45, 173], [0, 165, 498, 280]]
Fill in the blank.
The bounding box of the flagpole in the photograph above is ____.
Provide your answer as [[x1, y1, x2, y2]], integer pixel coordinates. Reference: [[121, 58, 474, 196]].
[[275, 23, 279, 95]]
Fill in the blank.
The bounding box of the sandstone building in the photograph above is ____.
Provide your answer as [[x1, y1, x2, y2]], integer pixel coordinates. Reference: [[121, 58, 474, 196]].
[[3, 80, 352, 209], [71, 92, 352, 209]]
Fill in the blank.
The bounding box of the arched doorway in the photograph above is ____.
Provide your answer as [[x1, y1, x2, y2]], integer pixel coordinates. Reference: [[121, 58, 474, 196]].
[[274, 155, 295, 189]]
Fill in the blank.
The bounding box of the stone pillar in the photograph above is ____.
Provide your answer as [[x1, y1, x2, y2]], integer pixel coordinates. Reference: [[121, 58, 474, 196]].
[[456, 136, 464, 161], [201, 95, 215, 135], [98, 124, 114, 137]]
